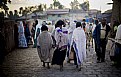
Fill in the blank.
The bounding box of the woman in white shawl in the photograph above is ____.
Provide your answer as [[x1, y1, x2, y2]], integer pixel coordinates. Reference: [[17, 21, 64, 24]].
[[18, 21, 27, 48], [37, 26, 53, 69], [70, 22, 86, 71], [52, 20, 68, 71], [67, 21, 76, 63]]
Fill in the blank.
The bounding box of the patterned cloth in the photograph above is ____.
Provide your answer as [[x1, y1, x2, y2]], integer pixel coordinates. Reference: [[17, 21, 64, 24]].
[[51, 27, 68, 65], [18, 21, 27, 48]]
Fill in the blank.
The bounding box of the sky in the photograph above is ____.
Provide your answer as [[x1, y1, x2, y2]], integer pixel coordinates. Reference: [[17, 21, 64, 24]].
[[8, 0, 113, 13]]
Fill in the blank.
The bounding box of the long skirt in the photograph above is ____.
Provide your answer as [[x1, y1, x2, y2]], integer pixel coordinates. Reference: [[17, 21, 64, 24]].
[[52, 48, 66, 65], [18, 33, 27, 48]]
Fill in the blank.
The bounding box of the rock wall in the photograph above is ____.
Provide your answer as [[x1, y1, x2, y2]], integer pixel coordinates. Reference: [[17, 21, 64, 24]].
[[2, 20, 16, 54], [110, 0, 121, 38]]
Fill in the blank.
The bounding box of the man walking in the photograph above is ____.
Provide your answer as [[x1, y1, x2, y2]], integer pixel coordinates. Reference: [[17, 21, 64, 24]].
[[93, 18, 111, 63], [71, 22, 86, 71]]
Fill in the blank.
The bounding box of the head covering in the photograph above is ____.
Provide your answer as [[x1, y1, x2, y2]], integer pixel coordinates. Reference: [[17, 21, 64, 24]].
[[74, 20, 77, 23], [41, 25, 48, 32], [56, 20, 64, 26], [76, 22, 82, 28], [18, 21, 24, 33], [42, 21, 46, 26], [35, 20, 38, 25], [19, 21, 23, 26]]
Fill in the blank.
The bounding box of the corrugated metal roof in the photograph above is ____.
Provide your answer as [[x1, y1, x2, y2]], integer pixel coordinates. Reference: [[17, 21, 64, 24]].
[[46, 9, 69, 14], [70, 9, 86, 13]]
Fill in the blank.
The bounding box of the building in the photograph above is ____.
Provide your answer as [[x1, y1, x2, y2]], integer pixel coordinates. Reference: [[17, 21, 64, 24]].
[[97, 9, 112, 23], [19, 9, 101, 24], [46, 9, 70, 23], [88, 9, 101, 18], [69, 9, 88, 22], [19, 11, 47, 20]]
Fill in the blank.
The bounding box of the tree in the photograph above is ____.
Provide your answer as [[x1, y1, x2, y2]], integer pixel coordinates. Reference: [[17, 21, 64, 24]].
[[79, 0, 89, 11], [0, 0, 11, 17], [19, 6, 34, 16], [53, 0, 57, 9], [29, 6, 34, 12], [53, 1, 60, 9], [19, 6, 37, 16], [58, 5, 64, 9], [4, 7, 9, 16], [0, 11, 4, 17], [8, 11, 14, 19], [70, 2, 74, 9], [38, 4, 43, 11], [49, 4, 53, 9], [19, 7, 23, 14], [43, 4, 47, 11], [0, 0, 11, 10], [13, 10, 19, 19], [51, 0, 64, 9], [0, 11, 4, 28], [22, 7, 28, 17], [70, 0, 80, 9]]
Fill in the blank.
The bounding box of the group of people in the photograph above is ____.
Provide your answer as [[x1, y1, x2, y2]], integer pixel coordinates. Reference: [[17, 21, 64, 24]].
[[109, 21, 121, 67], [36, 20, 86, 71], [17, 17, 121, 71], [35, 18, 117, 71], [16, 20, 42, 48], [17, 21, 31, 48]]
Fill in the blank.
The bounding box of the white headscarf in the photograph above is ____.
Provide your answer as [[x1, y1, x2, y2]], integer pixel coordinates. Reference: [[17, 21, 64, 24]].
[[18, 21, 24, 33]]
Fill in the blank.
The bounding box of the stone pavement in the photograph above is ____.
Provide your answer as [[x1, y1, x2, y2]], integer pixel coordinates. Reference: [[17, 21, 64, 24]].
[[2, 46, 121, 77]]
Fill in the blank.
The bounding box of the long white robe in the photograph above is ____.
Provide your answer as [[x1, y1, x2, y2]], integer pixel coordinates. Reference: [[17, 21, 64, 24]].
[[67, 23, 76, 55], [34, 24, 41, 39], [71, 27, 86, 65], [68, 22, 76, 37], [18, 21, 27, 47]]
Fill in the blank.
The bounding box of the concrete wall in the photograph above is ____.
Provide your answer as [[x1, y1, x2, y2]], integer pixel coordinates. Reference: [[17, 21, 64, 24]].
[[69, 13, 88, 22]]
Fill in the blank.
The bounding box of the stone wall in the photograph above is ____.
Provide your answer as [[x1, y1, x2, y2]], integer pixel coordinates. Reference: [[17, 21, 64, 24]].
[[110, 0, 121, 38], [2, 20, 16, 54]]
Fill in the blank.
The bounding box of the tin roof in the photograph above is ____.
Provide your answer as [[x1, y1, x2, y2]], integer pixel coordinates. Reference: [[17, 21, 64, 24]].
[[46, 9, 69, 14]]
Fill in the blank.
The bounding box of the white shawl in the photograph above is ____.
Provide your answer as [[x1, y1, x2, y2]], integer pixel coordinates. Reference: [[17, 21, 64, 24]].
[[115, 24, 121, 42], [54, 27, 68, 48], [34, 24, 41, 39], [71, 27, 86, 65]]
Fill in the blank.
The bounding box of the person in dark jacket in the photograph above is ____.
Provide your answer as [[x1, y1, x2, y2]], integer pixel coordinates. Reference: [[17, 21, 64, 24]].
[[93, 18, 111, 63], [25, 22, 31, 46]]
